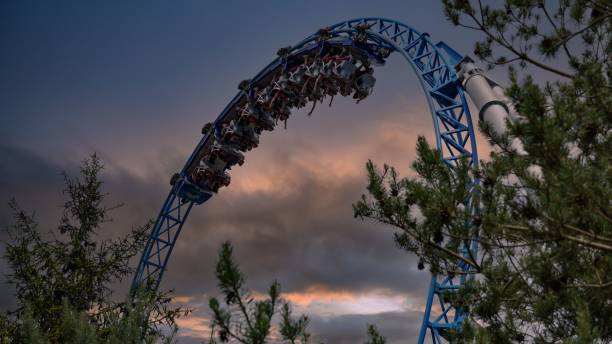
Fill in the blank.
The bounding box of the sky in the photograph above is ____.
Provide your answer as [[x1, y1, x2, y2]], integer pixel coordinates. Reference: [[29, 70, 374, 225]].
[[0, 1, 509, 343]]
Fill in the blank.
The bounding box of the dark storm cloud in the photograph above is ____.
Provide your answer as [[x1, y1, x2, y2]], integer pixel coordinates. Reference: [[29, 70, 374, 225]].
[[0, 145, 70, 310], [309, 310, 423, 344], [169, 169, 428, 296], [0, 133, 432, 343], [0, 130, 432, 304], [0, 145, 150, 308], [1, 1, 490, 341], [155, 113, 433, 298], [176, 309, 423, 344]]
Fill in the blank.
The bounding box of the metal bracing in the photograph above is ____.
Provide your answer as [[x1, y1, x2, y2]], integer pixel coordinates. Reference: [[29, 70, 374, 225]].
[[131, 17, 480, 343], [130, 179, 194, 293]]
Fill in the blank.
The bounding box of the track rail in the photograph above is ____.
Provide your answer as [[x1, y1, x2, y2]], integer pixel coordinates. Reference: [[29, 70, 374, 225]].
[[131, 18, 479, 343]]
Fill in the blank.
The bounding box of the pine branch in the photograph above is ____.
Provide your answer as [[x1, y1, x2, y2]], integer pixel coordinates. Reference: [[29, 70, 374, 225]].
[[462, 7, 574, 78], [559, 232, 612, 252], [424, 240, 481, 271], [552, 13, 612, 52]]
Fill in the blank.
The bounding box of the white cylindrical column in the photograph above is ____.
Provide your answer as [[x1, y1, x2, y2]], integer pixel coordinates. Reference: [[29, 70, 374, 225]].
[[457, 59, 526, 155]]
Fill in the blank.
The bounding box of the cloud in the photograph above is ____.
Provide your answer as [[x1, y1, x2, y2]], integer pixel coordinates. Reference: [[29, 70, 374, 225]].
[[0, 3, 504, 342], [176, 316, 212, 340], [282, 286, 422, 317], [171, 286, 424, 343], [309, 310, 423, 344], [0, 105, 437, 340], [0, 100, 462, 342], [0, 145, 73, 310]]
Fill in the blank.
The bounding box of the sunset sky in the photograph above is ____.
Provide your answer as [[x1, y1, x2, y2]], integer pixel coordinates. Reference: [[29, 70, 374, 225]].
[[0, 1, 518, 343]]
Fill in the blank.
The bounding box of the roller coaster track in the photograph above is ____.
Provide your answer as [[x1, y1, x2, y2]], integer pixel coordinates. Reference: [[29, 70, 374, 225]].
[[131, 18, 480, 343]]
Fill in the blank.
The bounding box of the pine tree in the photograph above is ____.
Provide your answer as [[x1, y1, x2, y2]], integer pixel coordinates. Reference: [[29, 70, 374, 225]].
[[0, 155, 188, 343], [207, 241, 311, 344], [207, 242, 389, 343], [364, 324, 386, 344], [354, 1, 611, 341]]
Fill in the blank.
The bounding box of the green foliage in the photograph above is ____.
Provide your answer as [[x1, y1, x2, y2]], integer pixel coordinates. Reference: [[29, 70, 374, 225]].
[[442, 0, 611, 75], [354, 140, 477, 277], [1, 294, 178, 344], [208, 241, 310, 344], [0, 313, 16, 344], [354, 0, 611, 342], [279, 303, 311, 344], [58, 299, 97, 344], [0, 155, 188, 343], [17, 307, 46, 344], [207, 242, 389, 344], [364, 324, 386, 344]]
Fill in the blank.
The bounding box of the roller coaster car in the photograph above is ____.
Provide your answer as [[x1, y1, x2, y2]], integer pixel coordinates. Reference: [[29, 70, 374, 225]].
[[292, 93, 308, 109], [322, 80, 339, 97], [378, 47, 392, 59], [220, 120, 259, 151], [270, 99, 291, 122], [303, 58, 321, 79], [316, 27, 332, 41], [272, 73, 291, 94], [353, 23, 371, 44], [256, 87, 274, 107], [307, 77, 325, 102], [176, 183, 213, 204], [169, 173, 213, 203], [319, 57, 335, 78], [207, 142, 245, 168], [238, 103, 275, 131], [334, 59, 357, 80], [338, 81, 354, 97], [288, 67, 305, 85], [191, 166, 231, 192], [354, 72, 376, 100], [277, 46, 291, 59], [201, 122, 214, 135], [238, 79, 251, 92], [270, 75, 297, 108]]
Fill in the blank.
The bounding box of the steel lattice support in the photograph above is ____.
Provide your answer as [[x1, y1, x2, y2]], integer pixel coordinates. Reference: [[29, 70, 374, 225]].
[[130, 17, 481, 343], [131, 180, 194, 293], [329, 18, 480, 343]]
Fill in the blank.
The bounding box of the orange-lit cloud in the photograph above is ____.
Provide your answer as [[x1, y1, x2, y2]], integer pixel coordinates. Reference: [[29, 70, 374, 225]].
[[224, 110, 436, 197], [173, 285, 427, 340], [283, 285, 358, 305], [246, 285, 423, 318], [176, 316, 212, 339], [171, 295, 195, 304]]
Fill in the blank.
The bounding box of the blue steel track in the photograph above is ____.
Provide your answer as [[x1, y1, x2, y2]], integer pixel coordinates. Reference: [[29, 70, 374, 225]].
[[131, 18, 480, 343]]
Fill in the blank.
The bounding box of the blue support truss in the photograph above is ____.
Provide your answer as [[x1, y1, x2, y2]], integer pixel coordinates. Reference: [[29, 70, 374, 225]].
[[131, 17, 480, 343], [130, 179, 195, 293]]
